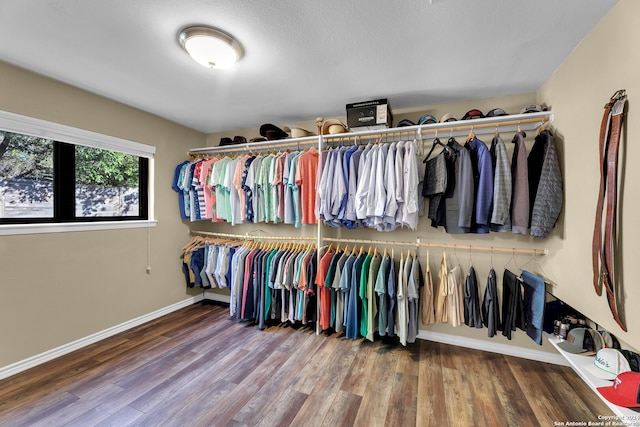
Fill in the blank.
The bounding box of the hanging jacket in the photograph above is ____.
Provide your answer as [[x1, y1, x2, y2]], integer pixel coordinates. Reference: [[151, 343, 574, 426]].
[[529, 129, 563, 237], [464, 266, 483, 328]]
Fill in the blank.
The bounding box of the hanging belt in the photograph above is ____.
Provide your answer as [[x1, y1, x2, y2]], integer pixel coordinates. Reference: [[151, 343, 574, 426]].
[[592, 89, 627, 331]]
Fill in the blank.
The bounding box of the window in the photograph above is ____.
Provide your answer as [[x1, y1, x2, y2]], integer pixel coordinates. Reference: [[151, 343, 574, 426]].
[[0, 110, 155, 230]]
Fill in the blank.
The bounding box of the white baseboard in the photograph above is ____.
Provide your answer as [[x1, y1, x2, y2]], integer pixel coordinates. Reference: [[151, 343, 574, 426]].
[[203, 290, 231, 303], [0, 294, 205, 380], [1, 294, 566, 381], [416, 330, 569, 366]]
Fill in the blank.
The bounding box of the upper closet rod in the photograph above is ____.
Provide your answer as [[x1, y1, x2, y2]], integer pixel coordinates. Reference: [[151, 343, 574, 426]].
[[190, 229, 317, 242], [324, 112, 553, 143], [188, 134, 319, 157], [187, 112, 553, 156], [322, 237, 547, 256]]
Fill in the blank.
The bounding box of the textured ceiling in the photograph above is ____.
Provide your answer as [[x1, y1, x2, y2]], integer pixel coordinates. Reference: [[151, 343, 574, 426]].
[[0, 0, 617, 134]]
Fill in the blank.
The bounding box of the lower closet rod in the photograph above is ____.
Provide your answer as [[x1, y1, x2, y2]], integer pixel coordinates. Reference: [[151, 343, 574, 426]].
[[190, 229, 317, 241], [322, 237, 547, 256]]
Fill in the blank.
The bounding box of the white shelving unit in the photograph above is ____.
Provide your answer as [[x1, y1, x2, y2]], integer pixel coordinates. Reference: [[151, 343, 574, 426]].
[[547, 333, 640, 425]]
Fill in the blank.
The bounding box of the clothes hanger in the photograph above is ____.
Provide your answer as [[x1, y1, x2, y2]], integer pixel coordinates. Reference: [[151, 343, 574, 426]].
[[504, 249, 521, 274], [519, 252, 555, 286], [423, 137, 450, 163], [453, 244, 461, 266], [467, 127, 475, 142]]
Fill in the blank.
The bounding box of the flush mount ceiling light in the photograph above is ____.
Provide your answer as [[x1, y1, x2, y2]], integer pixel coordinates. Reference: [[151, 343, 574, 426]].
[[178, 25, 243, 69]]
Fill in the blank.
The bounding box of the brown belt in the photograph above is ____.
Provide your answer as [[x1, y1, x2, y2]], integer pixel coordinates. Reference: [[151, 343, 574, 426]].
[[592, 89, 627, 331]]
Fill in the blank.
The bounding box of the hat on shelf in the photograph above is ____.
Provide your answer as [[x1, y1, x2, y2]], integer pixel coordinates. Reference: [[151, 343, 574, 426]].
[[418, 115, 438, 125], [597, 372, 640, 408], [397, 119, 416, 127], [557, 327, 605, 355], [250, 137, 267, 142], [621, 350, 640, 372], [600, 330, 621, 350], [485, 108, 509, 117], [259, 123, 288, 140], [320, 119, 348, 135], [439, 113, 458, 123], [583, 348, 632, 381], [520, 104, 549, 114], [233, 136, 247, 144], [219, 137, 234, 146], [283, 125, 315, 138], [461, 109, 485, 120]]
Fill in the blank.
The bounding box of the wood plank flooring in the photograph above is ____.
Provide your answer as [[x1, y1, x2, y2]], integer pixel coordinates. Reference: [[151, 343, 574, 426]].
[[0, 301, 614, 426]]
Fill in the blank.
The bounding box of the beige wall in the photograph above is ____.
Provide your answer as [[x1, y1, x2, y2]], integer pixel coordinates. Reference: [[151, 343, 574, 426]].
[[537, 0, 640, 351], [0, 62, 205, 368]]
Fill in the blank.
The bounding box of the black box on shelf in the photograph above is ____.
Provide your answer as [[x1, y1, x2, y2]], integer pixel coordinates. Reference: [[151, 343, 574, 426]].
[[346, 98, 393, 131]]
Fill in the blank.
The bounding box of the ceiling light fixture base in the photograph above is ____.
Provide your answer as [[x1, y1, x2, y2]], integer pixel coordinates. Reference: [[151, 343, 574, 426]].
[[178, 25, 243, 69]]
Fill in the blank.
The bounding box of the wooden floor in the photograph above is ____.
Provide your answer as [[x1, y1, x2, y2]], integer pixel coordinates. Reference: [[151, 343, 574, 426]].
[[0, 302, 613, 427]]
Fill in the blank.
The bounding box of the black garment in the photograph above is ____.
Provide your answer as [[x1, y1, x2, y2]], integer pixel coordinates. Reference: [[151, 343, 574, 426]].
[[501, 269, 526, 340], [482, 268, 500, 337], [464, 266, 482, 328], [305, 249, 318, 324], [423, 149, 455, 227]]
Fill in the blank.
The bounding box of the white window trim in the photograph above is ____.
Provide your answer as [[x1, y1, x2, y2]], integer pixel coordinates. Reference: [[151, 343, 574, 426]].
[[0, 110, 156, 233], [0, 110, 155, 158]]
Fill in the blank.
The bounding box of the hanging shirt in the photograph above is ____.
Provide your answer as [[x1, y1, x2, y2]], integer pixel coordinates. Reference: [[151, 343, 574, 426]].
[[444, 140, 474, 234], [403, 139, 422, 228], [355, 145, 374, 221], [375, 253, 391, 336], [420, 252, 435, 325], [346, 254, 365, 340], [359, 253, 373, 338], [394, 141, 405, 227], [383, 142, 398, 230], [434, 252, 448, 323], [465, 136, 494, 234], [407, 255, 421, 344], [345, 146, 364, 227], [340, 254, 357, 331], [464, 266, 483, 328], [482, 268, 501, 337], [397, 253, 410, 346], [296, 149, 319, 225], [490, 135, 512, 231], [316, 249, 335, 331], [387, 254, 397, 338], [447, 264, 464, 327], [366, 252, 382, 342], [511, 131, 530, 234]]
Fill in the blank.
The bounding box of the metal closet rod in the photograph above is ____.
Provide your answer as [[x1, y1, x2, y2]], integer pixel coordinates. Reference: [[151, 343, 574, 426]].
[[187, 112, 553, 156], [188, 135, 319, 157], [190, 231, 547, 255], [190, 229, 317, 241], [322, 237, 547, 256]]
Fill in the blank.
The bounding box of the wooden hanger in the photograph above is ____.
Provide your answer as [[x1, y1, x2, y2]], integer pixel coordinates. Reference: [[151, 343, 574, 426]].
[[467, 128, 475, 141]]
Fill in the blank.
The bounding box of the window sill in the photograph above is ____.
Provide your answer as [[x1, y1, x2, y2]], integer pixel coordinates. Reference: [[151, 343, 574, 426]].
[[0, 220, 157, 236]]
